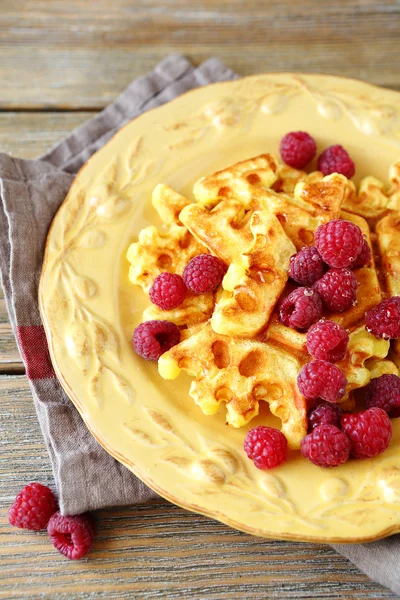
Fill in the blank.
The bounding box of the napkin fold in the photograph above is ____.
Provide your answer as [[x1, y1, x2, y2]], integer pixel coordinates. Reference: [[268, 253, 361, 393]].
[[0, 53, 399, 597]]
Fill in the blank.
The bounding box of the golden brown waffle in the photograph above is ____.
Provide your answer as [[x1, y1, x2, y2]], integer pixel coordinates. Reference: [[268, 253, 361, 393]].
[[158, 323, 308, 448], [128, 153, 400, 444], [127, 184, 206, 292], [180, 201, 296, 336], [191, 154, 347, 249]]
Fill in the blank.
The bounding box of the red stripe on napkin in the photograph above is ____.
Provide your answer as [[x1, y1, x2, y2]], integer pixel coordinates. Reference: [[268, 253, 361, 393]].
[[17, 325, 56, 380]]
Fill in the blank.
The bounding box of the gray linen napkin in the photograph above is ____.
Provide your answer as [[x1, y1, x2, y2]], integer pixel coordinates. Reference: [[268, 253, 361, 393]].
[[0, 54, 399, 597]]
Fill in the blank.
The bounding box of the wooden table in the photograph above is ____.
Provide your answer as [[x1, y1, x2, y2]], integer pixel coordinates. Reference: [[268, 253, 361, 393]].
[[1, 1, 400, 597]]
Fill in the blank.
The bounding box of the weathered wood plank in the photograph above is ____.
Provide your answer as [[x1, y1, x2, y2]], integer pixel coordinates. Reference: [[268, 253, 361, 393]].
[[0, 375, 395, 598], [0, 0, 399, 109], [0, 112, 93, 159]]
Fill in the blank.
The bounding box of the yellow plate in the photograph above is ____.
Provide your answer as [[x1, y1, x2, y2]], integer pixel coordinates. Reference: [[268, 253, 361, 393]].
[[40, 73, 400, 543]]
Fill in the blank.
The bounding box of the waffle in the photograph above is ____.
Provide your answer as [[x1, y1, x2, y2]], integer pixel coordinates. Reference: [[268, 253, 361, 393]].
[[158, 323, 308, 447], [127, 153, 400, 450]]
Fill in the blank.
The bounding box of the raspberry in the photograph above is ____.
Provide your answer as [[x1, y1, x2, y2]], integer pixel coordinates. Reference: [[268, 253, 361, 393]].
[[341, 407, 392, 458], [297, 359, 347, 403], [279, 131, 317, 169], [314, 219, 364, 268], [278, 287, 322, 330], [244, 426, 287, 470], [133, 320, 180, 361], [349, 239, 371, 269], [365, 374, 400, 413], [288, 246, 325, 286], [48, 511, 95, 560], [317, 144, 355, 179], [8, 483, 58, 531], [183, 254, 227, 294], [308, 401, 343, 431], [149, 272, 186, 310], [313, 268, 358, 312], [301, 424, 351, 467], [306, 320, 349, 362], [365, 296, 400, 339]]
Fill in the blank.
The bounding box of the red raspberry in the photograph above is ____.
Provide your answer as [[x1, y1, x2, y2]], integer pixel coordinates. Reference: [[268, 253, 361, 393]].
[[365, 374, 400, 413], [8, 483, 58, 531], [278, 287, 322, 330], [133, 320, 180, 361], [244, 426, 287, 470], [313, 268, 358, 312], [306, 319, 349, 362], [308, 401, 343, 431], [365, 296, 400, 339], [48, 511, 95, 560], [317, 144, 355, 179], [297, 359, 347, 403], [341, 407, 392, 458], [288, 246, 325, 286], [183, 254, 227, 294], [149, 272, 186, 310], [301, 424, 351, 467], [349, 239, 371, 269], [314, 219, 364, 268], [279, 131, 317, 169]]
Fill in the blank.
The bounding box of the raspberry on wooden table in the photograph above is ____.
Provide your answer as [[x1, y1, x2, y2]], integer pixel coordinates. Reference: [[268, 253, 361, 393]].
[[306, 320, 349, 363], [149, 272, 186, 310], [314, 219, 364, 268], [341, 408, 392, 459], [133, 320, 180, 361], [365, 296, 400, 339], [278, 287, 323, 330], [308, 401, 343, 431], [288, 246, 325, 286], [244, 426, 287, 470], [301, 424, 351, 467], [313, 268, 358, 312], [183, 254, 227, 294], [48, 512, 95, 560], [279, 131, 317, 169], [8, 483, 58, 531], [349, 239, 371, 269], [317, 144, 355, 179], [297, 359, 347, 403], [365, 374, 400, 413]]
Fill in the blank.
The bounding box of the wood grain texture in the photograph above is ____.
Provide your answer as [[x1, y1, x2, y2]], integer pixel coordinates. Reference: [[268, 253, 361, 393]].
[[0, 289, 24, 373], [0, 376, 395, 599], [1, 0, 400, 109]]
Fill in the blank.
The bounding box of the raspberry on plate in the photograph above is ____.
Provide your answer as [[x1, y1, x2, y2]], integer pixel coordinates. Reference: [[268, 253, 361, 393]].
[[149, 272, 186, 310], [133, 320, 180, 361], [306, 320, 349, 362], [349, 239, 371, 269], [365, 296, 400, 339], [314, 219, 364, 268], [308, 401, 343, 431], [313, 268, 358, 312], [244, 426, 287, 470], [365, 374, 400, 413], [279, 131, 317, 169], [341, 407, 392, 458], [183, 254, 227, 294], [278, 287, 323, 330], [288, 246, 325, 286], [317, 144, 355, 179], [48, 511, 95, 560], [301, 424, 351, 467], [8, 483, 58, 531], [297, 359, 347, 403]]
